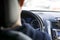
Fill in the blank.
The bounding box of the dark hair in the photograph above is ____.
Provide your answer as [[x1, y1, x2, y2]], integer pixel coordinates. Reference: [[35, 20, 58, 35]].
[[18, 0, 24, 7]]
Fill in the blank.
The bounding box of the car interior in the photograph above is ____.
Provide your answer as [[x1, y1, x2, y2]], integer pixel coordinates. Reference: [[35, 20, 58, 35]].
[[1, 0, 60, 40], [21, 0, 60, 40], [21, 10, 60, 40]]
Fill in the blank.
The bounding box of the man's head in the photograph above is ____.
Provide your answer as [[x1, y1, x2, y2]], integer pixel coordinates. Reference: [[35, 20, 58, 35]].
[[0, 0, 24, 28]]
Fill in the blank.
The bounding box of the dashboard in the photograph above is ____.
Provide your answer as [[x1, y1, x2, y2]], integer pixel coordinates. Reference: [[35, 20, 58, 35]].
[[21, 10, 60, 40]]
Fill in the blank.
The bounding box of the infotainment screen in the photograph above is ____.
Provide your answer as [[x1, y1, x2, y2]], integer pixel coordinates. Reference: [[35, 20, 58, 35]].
[[52, 20, 60, 28]]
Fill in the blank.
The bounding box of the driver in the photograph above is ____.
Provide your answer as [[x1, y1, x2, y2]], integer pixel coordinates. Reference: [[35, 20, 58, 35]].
[[0, 0, 51, 40]]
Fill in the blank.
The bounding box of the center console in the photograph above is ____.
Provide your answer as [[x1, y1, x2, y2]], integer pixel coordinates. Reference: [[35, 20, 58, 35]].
[[52, 29, 60, 40]]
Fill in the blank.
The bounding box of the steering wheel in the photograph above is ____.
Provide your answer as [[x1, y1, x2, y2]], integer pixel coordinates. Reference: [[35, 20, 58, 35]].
[[21, 10, 43, 31]]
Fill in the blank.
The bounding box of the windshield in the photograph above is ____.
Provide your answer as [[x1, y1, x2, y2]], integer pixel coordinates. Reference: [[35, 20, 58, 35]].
[[22, 0, 60, 11]]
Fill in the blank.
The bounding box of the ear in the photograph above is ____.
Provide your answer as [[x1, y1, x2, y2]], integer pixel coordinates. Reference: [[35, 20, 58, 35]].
[[19, 0, 24, 7]]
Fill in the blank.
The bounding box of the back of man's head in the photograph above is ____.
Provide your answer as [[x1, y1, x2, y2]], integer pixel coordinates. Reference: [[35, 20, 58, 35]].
[[0, 0, 24, 28]]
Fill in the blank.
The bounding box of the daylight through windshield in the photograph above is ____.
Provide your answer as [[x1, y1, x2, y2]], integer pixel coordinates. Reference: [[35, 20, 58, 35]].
[[22, 0, 60, 11]]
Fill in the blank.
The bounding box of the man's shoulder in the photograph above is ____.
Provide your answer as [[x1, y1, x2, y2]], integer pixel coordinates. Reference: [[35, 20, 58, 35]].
[[20, 23, 51, 40], [22, 23, 44, 40]]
